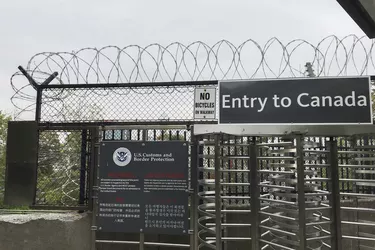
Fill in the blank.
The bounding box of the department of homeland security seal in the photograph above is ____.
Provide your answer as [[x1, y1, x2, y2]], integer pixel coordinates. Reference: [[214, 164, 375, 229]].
[[113, 147, 132, 166]]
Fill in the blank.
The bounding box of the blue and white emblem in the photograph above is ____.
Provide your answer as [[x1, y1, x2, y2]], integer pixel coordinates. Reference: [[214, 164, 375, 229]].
[[113, 147, 132, 167]]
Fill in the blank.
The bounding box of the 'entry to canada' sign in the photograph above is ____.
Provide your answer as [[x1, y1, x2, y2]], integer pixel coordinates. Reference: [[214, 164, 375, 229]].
[[97, 141, 189, 235], [219, 77, 372, 124]]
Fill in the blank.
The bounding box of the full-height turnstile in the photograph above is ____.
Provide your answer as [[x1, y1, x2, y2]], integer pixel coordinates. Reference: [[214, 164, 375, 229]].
[[193, 124, 375, 250]]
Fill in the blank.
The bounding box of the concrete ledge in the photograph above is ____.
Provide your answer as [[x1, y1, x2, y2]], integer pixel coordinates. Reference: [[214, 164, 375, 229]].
[[0, 212, 91, 250], [0, 211, 189, 250]]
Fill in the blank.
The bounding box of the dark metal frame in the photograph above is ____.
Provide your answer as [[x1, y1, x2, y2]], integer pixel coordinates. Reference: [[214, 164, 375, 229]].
[[337, 0, 375, 39], [249, 141, 260, 249], [327, 138, 342, 250]]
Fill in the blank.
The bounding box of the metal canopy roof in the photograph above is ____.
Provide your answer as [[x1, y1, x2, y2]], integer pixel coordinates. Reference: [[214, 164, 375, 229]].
[[337, 0, 375, 38]]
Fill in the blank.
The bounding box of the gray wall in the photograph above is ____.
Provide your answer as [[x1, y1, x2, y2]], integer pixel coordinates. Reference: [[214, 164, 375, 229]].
[[0, 213, 91, 250]]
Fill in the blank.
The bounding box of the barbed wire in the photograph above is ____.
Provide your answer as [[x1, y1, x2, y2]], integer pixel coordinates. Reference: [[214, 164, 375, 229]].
[[10, 35, 375, 119]]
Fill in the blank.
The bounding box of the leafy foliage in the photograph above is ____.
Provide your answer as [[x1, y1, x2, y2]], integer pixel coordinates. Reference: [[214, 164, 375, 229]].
[[0, 112, 12, 207]]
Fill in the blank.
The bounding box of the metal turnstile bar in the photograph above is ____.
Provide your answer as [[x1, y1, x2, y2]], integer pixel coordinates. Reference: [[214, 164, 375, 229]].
[[340, 178, 375, 182], [259, 225, 296, 237], [259, 211, 296, 221], [341, 221, 375, 227], [341, 207, 375, 212], [306, 221, 332, 226], [342, 235, 375, 241], [95, 240, 190, 248], [206, 223, 251, 227], [206, 209, 250, 213], [259, 239, 295, 250], [206, 237, 251, 241], [339, 164, 375, 168], [306, 235, 332, 241], [258, 183, 296, 190], [340, 192, 375, 198]]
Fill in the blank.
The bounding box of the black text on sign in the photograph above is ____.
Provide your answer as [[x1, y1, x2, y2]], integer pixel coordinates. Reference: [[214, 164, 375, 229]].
[[194, 87, 216, 119]]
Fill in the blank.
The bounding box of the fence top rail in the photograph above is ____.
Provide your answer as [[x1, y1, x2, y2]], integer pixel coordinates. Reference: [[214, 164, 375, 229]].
[[194, 124, 375, 136], [99, 125, 190, 131], [39, 80, 218, 89]]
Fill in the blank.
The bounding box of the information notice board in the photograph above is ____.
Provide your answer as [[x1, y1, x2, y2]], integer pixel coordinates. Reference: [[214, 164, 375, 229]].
[[97, 141, 189, 235]]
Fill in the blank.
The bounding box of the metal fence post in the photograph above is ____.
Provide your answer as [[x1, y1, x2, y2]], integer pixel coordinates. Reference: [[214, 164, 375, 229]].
[[35, 87, 42, 122], [190, 128, 199, 250], [296, 134, 307, 250], [139, 129, 148, 250], [214, 134, 222, 250], [328, 138, 342, 250], [33, 87, 43, 205], [88, 129, 98, 211], [79, 130, 88, 206], [250, 138, 260, 249], [90, 128, 100, 250]]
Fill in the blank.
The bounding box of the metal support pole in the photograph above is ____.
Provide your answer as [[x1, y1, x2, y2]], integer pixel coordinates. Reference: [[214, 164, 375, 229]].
[[296, 134, 307, 250], [351, 135, 360, 249], [198, 135, 204, 206], [79, 130, 88, 207], [140, 232, 145, 250], [328, 138, 342, 250], [90, 128, 100, 250], [190, 128, 198, 250], [88, 129, 97, 211], [142, 129, 148, 141], [222, 134, 227, 250], [250, 140, 260, 249], [35, 87, 42, 122], [139, 129, 147, 250], [33, 87, 42, 205], [214, 134, 222, 250]]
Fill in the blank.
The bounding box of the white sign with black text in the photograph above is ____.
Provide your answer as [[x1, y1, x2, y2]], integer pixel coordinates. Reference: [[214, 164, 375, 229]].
[[194, 87, 216, 119]]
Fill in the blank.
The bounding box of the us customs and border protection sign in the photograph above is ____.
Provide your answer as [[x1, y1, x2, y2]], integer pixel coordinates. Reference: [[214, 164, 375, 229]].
[[97, 141, 189, 235], [219, 77, 372, 125], [194, 87, 216, 119]]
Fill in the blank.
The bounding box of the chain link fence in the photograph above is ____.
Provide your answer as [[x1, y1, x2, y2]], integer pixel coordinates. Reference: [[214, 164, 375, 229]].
[[39, 84, 216, 124]]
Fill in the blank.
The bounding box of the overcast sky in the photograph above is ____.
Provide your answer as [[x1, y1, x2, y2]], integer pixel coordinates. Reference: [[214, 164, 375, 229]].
[[0, 0, 368, 118]]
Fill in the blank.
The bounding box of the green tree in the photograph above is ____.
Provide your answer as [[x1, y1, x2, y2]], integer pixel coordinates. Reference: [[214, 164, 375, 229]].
[[0, 112, 12, 207], [38, 132, 63, 176]]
